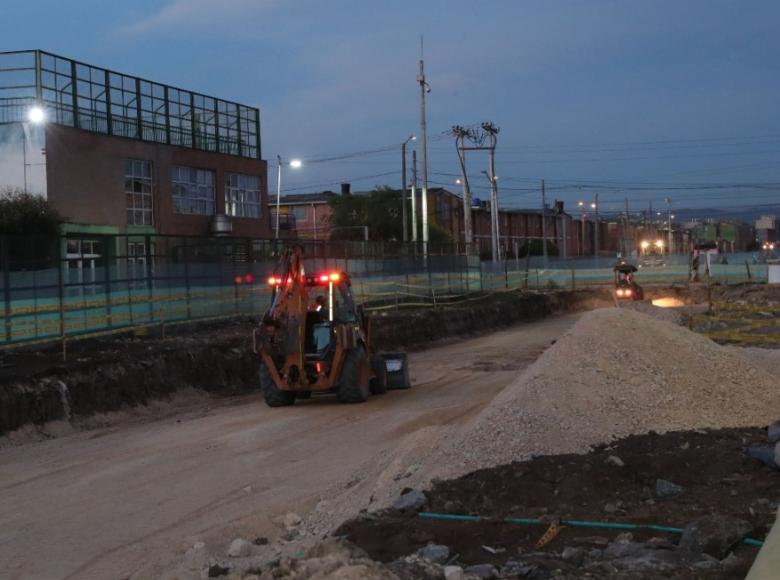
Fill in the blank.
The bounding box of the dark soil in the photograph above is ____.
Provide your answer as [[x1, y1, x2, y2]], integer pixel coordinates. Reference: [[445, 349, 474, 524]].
[[0, 289, 615, 435], [338, 427, 779, 578]]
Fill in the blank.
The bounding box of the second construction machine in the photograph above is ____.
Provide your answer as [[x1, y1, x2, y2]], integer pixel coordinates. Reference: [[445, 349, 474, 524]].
[[254, 246, 410, 406]]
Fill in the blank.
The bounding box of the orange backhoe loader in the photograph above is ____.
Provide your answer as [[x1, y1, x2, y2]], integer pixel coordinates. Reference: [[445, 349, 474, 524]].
[[254, 246, 411, 406]]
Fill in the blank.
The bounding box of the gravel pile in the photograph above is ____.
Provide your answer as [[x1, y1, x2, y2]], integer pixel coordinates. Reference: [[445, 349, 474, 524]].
[[441, 307, 780, 475], [619, 301, 685, 325]]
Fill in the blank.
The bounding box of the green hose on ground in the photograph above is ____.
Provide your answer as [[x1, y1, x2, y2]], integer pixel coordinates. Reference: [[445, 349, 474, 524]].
[[417, 512, 764, 547]]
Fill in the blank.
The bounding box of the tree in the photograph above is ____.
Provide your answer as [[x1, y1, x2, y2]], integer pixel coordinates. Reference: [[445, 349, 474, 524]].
[[328, 186, 403, 241], [0, 187, 64, 236]]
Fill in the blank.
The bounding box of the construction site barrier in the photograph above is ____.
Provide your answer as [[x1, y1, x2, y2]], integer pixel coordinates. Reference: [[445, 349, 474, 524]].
[[0, 232, 770, 351]]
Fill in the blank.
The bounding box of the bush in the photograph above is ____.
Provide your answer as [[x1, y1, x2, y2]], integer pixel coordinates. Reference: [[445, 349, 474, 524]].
[[0, 187, 64, 236]]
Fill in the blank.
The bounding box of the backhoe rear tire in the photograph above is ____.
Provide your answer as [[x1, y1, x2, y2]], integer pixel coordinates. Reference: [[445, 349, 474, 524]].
[[337, 345, 370, 403], [259, 360, 296, 407], [369, 354, 388, 395]]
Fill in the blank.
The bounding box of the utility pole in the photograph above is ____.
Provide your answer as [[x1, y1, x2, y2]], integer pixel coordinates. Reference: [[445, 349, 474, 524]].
[[22, 127, 28, 193], [541, 179, 548, 263], [624, 197, 630, 257], [666, 196, 673, 256], [418, 37, 430, 253], [401, 135, 415, 242], [411, 150, 418, 242], [275, 155, 282, 239], [484, 123, 500, 262], [451, 122, 500, 258], [453, 127, 473, 253], [594, 193, 600, 260]]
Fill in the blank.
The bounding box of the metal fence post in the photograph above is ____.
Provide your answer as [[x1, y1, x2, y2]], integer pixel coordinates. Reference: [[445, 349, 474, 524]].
[[144, 234, 154, 322], [103, 234, 112, 328], [183, 237, 192, 319], [2, 236, 10, 343], [745, 260, 752, 281], [56, 236, 65, 341]]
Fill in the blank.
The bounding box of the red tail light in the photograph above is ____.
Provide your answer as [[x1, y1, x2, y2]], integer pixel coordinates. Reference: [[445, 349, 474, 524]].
[[234, 275, 243, 285], [244, 274, 254, 284], [316, 362, 322, 373]]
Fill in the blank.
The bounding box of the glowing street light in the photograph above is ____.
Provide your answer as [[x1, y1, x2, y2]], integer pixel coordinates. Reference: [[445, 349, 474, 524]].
[[275, 156, 303, 239], [27, 106, 46, 124], [22, 105, 47, 193]]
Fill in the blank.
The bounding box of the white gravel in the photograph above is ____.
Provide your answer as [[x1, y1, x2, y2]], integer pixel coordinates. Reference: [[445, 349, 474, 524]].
[[439, 307, 780, 476]]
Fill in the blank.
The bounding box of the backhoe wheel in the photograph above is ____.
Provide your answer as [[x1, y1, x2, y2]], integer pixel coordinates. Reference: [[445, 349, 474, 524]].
[[337, 345, 370, 403], [369, 354, 388, 395], [259, 360, 296, 407]]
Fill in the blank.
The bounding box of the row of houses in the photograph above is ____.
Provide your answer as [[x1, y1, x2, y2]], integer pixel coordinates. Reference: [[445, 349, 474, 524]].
[[275, 185, 702, 259]]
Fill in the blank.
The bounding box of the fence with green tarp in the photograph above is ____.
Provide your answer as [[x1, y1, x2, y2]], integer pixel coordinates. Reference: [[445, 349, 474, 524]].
[[0, 233, 767, 348]]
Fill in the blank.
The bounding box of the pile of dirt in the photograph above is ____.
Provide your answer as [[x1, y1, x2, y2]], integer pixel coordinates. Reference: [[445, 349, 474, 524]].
[[338, 427, 780, 579], [437, 308, 780, 477]]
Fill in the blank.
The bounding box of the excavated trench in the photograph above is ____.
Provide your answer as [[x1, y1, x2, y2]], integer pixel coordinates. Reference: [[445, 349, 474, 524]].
[[0, 285, 708, 436]]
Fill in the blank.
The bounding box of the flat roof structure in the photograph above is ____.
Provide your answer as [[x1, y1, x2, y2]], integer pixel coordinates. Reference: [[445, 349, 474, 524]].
[[0, 49, 261, 159]]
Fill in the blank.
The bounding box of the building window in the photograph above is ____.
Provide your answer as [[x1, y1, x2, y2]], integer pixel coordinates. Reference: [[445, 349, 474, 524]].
[[171, 166, 215, 215], [291, 205, 308, 223], [225, 173, 261, 218], [124, 159, 153, 225]]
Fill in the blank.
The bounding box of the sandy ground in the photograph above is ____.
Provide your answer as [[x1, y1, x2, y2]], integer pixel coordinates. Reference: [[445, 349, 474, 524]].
[[0, 314, 578, 580]]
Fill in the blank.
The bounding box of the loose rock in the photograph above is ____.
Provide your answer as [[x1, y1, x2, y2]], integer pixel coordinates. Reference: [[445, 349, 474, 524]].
[[746, 445, 778, 469], [284, 512, 303, 530], [605, 455, 624, 467], [561, 546, 585, 566], [207, 563, 230, 577], [655, 478, 685, 497], [678, 515, 753, 558], [768, 419, 780, 443], [443, 565, 465, 580], [392, 489, 427, 512], [464, 563, 498, 579], [226, 538, 252, 558], [416, 543, 450, 564]]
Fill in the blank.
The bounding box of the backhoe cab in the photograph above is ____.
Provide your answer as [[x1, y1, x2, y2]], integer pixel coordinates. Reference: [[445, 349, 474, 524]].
[[254, 246, 410, 407]]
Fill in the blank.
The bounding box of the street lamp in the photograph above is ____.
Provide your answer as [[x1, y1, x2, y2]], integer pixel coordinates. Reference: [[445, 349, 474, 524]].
[[401, 134, 415, 241], [23, 105, 46, 193], [275, 155, 303, 239], [27, 106, 45, 124]]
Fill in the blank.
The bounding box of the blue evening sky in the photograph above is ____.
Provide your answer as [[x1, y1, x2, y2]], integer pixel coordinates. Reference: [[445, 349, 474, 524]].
[[3, 0, 779, 216]]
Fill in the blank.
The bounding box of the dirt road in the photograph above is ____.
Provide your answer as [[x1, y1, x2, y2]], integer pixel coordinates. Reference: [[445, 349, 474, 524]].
[[0, 314, 577, 580]]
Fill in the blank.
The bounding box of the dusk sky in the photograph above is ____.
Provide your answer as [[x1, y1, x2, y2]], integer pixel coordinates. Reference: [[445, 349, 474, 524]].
[[3, 0, 780, 216]]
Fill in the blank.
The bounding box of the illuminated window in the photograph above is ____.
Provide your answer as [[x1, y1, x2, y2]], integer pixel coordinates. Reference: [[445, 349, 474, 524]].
[[225, 173, 261, 218]]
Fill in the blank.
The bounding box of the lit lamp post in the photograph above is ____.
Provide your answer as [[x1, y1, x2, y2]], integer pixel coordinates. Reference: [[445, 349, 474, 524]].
[[275, 156, 302, 239], [23, 105, 46, 193], [591, 196, 599, 258], [401, 135, 415, 242], [577, 201, 585, 253]]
